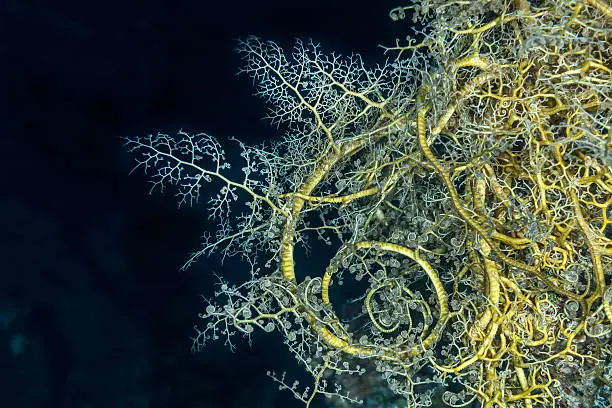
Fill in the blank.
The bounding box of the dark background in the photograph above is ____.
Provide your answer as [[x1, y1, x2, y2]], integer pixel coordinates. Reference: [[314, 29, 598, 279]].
[[1, 1, 410, 407]]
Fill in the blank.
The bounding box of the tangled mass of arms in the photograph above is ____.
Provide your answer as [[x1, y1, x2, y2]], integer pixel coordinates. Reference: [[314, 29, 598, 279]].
[[127, 0, 611, 407]]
